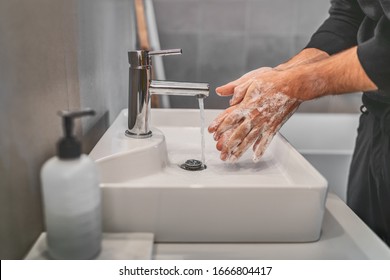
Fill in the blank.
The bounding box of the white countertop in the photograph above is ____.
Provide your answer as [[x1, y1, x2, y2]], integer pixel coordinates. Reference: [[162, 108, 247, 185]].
[[152, 193, 390, 260], [25, 233, 154, 260], [25, 194, 390, 260]]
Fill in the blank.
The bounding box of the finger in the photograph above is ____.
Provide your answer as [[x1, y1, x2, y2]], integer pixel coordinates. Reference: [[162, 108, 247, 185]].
[[215, 69, 262, 96], [252, 122, 268, 153], [252, 101, 300, 161], [208, 106, 237, 133], [216, 78, 246, 96], [221, 119, 253, 157], [252, 102, 295, 160], [252, 98, 299, 151], [228, 126, 262, 162], [253, 101, 301, 150], [230, 79, 253, 106], [214, 108, 246, 140], [216, 129, 234, 151], [216, 83, 236, 96], [216, 67, 272, 97], [222, 107, 268, 162], [253, 130, 274, 162]]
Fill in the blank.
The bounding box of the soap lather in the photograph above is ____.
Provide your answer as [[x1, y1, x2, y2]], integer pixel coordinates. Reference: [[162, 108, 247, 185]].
[[40, 108, 102, 260]]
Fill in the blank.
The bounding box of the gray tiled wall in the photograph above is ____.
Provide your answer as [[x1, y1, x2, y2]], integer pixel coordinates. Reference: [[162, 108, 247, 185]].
[[154, 0, 362, 113]]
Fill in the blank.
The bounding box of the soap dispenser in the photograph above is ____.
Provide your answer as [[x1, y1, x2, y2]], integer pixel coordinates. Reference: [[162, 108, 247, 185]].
[[40, 108, 102, 260]]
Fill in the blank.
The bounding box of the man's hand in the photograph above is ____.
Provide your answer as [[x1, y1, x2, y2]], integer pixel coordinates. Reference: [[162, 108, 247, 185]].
[[214, 67, 273, 106], [208, 69, 301, 162], [208, 47, 377, 163]]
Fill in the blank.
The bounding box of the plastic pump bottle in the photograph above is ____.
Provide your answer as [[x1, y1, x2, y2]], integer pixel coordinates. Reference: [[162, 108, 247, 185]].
[[41, 108, 102, 259]]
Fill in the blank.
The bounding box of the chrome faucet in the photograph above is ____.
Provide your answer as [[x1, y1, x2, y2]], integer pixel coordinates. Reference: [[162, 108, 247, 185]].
[[126, 49, 209, 138]]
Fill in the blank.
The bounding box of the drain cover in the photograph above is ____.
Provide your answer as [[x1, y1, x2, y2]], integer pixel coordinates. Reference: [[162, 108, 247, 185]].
[[180, 159, 207, 171]]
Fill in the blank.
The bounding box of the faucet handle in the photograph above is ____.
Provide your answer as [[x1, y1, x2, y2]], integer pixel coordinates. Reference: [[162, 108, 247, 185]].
[[128, 49, 182, 68], [148, 49, 182, 57]]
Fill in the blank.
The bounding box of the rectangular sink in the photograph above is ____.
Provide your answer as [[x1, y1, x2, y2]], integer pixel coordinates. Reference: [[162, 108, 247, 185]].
[[90, 109, 328, 242]]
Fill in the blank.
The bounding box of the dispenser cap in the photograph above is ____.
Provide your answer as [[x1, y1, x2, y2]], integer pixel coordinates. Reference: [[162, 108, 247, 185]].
[[57, 108, 96, 159]]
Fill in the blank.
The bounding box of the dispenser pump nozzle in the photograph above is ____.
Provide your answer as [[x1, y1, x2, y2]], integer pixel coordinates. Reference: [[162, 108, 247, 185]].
[[57, 108, 95, 159]]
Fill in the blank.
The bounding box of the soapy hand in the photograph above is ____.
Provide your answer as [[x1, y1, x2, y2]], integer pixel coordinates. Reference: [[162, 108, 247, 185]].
[[208, 68, 302, 162], [215, 67, 273, 106]]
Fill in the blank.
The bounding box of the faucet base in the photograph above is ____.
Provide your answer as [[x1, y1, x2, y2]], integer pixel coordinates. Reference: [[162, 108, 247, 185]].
[[125, 130, 152, 139]]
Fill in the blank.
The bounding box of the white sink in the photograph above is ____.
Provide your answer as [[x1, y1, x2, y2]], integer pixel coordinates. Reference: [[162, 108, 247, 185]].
[[90, 109, 328, 242]]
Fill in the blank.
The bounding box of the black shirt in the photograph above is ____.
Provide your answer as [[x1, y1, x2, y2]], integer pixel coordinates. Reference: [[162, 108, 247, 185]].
[[306, 0, 390, 103]]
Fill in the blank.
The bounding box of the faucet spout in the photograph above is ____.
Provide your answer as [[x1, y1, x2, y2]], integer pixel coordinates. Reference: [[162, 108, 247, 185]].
[[126, 49, 209, 139], [150, 80, 209, 98]]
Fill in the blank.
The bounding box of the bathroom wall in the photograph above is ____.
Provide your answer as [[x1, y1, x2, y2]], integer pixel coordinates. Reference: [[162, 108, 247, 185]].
[[77, 0, 135, 151], [0, 0, 134, 259], [0, 0, 363, 259], [154, 0, 362, 113]]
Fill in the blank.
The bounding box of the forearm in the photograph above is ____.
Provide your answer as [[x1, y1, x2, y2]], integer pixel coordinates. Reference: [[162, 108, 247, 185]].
[[286, 46, 377, 101]]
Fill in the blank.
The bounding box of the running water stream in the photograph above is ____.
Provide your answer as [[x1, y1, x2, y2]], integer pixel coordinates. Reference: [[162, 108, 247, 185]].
[[198, 97, 206, 168], [179, 97, 207, 171]]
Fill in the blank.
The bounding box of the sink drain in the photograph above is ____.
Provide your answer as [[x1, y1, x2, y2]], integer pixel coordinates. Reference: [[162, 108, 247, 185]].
[[180, 159, 207, 171]]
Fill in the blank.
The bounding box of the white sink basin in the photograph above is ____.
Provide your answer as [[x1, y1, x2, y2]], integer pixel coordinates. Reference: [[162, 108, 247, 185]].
[[90, 109, 328, 242]]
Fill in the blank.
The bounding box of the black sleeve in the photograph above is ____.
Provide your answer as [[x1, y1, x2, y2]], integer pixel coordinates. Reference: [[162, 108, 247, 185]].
[[305, 0, 365, 54], [357, 16, 390, 92]]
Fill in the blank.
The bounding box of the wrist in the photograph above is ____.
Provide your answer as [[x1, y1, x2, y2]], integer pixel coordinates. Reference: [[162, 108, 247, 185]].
[[293, 47, 377, 99], [276, 48, 329, 71], [281, 64, 327, 101]]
